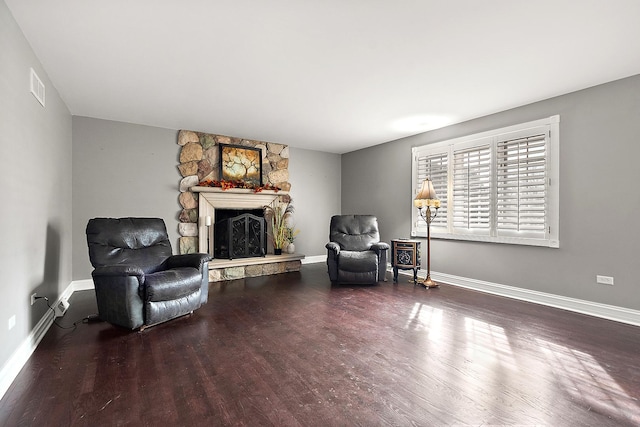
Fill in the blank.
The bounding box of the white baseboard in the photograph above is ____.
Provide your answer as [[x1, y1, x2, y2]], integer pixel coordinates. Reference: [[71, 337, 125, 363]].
[[72, 279, 94, 291], [301, 255, 326, 264], [0, 279, 94, 401], [393, 268, 640, 327], [0, 302, 55, 401]]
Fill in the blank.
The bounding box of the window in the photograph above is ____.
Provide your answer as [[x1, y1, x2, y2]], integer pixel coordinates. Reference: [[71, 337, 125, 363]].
[[452, 143, 491, 233], [415, 151, 448, 228], [411, 116, 559, 248]]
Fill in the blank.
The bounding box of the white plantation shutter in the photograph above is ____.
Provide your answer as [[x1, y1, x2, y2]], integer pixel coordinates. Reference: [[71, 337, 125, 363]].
[[411, 115, 559, 247], [496, 134, 547, 236], [416, 152, 448, 228], [453, 145, 491, 233]]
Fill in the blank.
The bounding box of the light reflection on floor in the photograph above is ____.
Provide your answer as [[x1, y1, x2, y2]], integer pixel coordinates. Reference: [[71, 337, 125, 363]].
[[401, 302, 640, 423], [464, 317, 518, 370], [404, 302, 443, 342], [537, 338, 640, 424]]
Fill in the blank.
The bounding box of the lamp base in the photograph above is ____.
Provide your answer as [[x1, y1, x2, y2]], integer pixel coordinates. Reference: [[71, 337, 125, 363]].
[[421, 276, 439, 289]]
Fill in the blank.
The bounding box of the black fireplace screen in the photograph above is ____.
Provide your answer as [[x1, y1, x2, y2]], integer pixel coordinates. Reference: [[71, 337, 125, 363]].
[[214, 210, 266, 259]]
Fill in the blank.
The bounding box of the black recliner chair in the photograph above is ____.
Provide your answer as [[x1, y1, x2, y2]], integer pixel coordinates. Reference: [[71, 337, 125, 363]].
[[326, 215, 389, 284], [86, 217, 210, 330]]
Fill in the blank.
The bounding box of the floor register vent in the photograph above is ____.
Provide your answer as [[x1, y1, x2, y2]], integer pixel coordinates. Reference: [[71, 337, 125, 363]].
[[54, 299, 69, 317]]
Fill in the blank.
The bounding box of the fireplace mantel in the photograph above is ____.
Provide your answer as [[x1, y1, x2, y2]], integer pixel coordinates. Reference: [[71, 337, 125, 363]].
[[192, 186, 288, 254], [192, 186, 288, 196]]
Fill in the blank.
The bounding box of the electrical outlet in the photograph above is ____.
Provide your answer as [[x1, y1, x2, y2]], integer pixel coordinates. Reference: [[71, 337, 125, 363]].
[[596, 275, 614, 285], [8, 315, 16, 330], [31, 292, 37, 305]]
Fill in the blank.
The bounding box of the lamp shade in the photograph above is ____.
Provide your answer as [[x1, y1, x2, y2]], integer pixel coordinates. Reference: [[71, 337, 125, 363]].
[[414, 178, 441, 208]]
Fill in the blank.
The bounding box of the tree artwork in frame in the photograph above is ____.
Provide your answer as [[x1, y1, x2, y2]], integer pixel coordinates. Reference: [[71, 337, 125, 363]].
[[219, 144, 263, 186]]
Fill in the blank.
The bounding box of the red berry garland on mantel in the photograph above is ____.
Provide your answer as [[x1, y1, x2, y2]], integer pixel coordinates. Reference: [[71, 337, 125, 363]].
[[198, 179, 281, 193]]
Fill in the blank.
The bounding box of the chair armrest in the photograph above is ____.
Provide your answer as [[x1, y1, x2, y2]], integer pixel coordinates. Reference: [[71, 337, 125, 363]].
[[91, 274, 145, 329], [325, 242, 340, 255], [370, 242, 390, 252], [164, 253, 211, 271], [92, 265, 145, 278], [371, 242, 389, 282], [164, 253, 210, 306], [325, 242, 340, 283]]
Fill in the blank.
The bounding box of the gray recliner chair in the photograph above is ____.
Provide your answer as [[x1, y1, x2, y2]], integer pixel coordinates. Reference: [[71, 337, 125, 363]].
[[326, 215, 389, 284], [86, 217, 210, 330]]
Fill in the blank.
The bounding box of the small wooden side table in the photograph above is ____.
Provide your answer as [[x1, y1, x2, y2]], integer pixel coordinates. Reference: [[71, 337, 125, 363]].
[[391, 239, 421, 284]]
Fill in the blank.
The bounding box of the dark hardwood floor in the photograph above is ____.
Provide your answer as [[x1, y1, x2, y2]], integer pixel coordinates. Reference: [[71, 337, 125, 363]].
[[2, 263, 640, 426]]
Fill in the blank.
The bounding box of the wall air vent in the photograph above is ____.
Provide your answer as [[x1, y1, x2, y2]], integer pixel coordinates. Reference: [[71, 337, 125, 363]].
[[30, 67, 45, 107]]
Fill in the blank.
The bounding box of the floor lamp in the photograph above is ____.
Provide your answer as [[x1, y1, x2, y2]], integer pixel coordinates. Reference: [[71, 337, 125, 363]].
[[414, 178, 440, 288]]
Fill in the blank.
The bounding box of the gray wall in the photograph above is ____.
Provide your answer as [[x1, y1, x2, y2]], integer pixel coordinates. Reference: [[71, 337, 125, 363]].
[[72, 119, 342, 280], [288, 147, 341, 257], [72, 117, 182, 279], [0, 0, 72, 370], [343, 74, 640, 311]]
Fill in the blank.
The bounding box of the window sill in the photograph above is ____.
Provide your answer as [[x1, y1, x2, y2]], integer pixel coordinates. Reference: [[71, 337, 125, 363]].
[[410, 230, 559, 248]]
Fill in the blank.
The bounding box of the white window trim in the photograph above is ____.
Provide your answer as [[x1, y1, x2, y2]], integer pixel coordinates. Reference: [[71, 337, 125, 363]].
[[411, 115, 560, 248]]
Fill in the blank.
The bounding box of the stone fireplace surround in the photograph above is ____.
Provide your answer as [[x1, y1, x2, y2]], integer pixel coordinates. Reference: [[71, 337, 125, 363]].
[[193, 186, 303, 281], [177, 130, 303, 282]]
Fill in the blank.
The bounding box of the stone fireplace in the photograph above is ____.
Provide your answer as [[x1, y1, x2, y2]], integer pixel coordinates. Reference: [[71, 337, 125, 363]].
[[177, 130, 303, 282]]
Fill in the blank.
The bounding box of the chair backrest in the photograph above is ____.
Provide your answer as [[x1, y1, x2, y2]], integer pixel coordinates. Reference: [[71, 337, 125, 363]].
[[329, 215, 380, 251], [86, 217, 173, 273]]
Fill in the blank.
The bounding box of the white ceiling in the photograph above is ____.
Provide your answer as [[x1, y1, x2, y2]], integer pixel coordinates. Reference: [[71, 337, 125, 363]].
[[6, 1, 640, 154]]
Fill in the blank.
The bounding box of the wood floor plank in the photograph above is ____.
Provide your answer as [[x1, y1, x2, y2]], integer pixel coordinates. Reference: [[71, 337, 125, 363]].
[[1, 264, 640, 426]]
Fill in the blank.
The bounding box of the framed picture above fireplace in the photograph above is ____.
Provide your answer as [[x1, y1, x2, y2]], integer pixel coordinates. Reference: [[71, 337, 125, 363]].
[[219, 144, 263, 186]]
